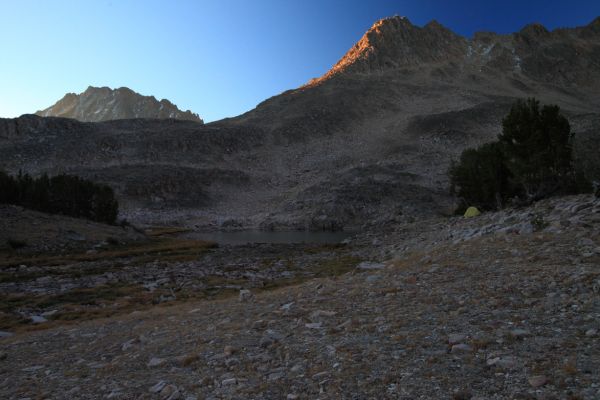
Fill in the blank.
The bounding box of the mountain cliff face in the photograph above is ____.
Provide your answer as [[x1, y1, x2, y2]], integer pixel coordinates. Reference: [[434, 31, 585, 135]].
[[3, 17, 600, 229], [309, 15, 600, 90], [35, 86, 203, 123]]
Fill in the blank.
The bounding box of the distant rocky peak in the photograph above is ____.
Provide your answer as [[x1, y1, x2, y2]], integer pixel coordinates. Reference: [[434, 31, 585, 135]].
[[583, 16, 600, 35], [307, 16, 467, 85], [307, 15, 600, 90], [519, 23, 549, 37], [35, 86, 203, 123]]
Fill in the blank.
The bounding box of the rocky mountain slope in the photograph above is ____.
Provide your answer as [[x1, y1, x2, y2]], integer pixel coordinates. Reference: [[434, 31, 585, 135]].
[[35, 86, 203, 123], [2, 17, 600, 229], [1, 195, 598, 399]]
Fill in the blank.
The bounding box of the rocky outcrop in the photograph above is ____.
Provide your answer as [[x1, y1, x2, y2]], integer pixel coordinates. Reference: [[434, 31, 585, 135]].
[[35, 86, 203, 122]]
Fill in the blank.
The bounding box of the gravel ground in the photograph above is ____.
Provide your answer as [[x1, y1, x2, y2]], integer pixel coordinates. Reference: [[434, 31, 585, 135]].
[[0, 195, 598, 399]]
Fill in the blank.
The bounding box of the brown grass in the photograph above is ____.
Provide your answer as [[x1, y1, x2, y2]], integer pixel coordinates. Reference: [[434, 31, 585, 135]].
[[144, 226, 192, 237], [0, 240, 365, 333], [0, 239, 217, 269]]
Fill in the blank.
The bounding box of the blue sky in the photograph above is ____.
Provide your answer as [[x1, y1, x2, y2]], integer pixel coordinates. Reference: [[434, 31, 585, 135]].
[[1, 0, 599, 122]]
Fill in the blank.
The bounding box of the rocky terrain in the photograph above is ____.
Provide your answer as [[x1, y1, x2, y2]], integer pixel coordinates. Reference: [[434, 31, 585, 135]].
[[0, 205, 147, 255], [1, 17, 599, 229], [35, 86, 203, 123], [0, 194, 598, 399]]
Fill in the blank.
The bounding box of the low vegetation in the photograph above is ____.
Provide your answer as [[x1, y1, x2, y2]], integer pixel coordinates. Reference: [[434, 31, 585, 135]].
[[0, 170, 119, 224], [450, 98, 591, 212]]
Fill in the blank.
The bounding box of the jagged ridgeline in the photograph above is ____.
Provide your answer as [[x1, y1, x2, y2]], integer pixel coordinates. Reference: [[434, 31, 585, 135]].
[[0, 171, 118, 224], [35, 86, 203, 123]]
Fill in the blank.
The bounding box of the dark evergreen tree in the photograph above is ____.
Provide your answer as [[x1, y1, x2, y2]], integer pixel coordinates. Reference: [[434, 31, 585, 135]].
[[449, 142, 515, 211], [498, 98, 577, 200], [449, 98, 590, 212]]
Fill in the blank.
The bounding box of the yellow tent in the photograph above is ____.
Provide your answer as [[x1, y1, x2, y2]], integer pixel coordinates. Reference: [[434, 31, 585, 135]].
[[464, 206, 481, 218]]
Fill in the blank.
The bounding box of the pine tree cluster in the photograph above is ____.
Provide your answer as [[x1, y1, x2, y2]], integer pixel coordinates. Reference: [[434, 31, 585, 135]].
[[0, 171, 119, 224], [450, 98, 591, 212]]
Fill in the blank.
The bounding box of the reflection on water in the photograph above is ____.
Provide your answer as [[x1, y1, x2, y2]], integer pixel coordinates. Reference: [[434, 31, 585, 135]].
[[183, 230, 354, 245]]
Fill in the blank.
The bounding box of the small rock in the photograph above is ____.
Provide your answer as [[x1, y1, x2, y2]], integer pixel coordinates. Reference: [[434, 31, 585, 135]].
[[0, 331, 13, 338], [448, 334, 467, 345], [585, 328, 597, 337], [259, 336, 274, 348], [147, 357, 167, 368], [309, 310, 337, 320], [239, 289, 254, 302], [290, 363, 305, 373], [312, 371, 329, 380], [149, 381, 167, 393], [487, 356, 519, 370], [268, 371, 284, 381], [451, 344, 473, 354], [287, 394, 299, 400], [41, 309, 58, 317], [30, 315, 47, 324], [305, 322, 322, 329], [528, 375, 548, 388], [21, 365, 44, 372], [222, 378, 237, 386], [65, 230, 86, 241], [160, 384, 181, 400], [106, 390, 123, 399], [224, 345, 236, 356], [357, 261, 385, 270], [259, 330, 282, 348], [510, 328, 531, 339], [121, 338, 137, 351]]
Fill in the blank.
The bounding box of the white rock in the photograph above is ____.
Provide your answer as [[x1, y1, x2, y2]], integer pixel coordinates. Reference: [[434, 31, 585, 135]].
[[510, 328, 531, 338], [310, 310, 337, 320], [239, 289, 254, 302], [528, 375, 548, 388], [450, 344, 473, 353], [357, 261, 385, 270], [41, 310, 58, 317], [448, 334, 467, 345], [160, 385, 181, 400], [30, 315, 47, 324], [148, 381, 167, 393], [121, 339, 137, 351], [147, 357, 167, 368], [585, 328, 598, 337], [222, 378, 237, 386], [487, 356, 519, 370], [305, 322, 322, 329]]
